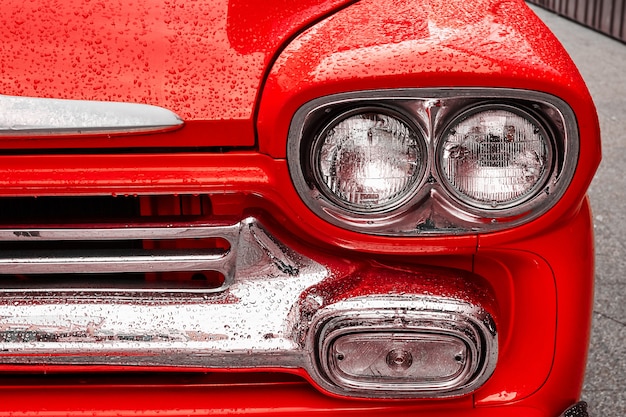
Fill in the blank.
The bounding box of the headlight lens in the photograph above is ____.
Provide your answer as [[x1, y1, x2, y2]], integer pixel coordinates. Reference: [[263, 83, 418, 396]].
[[439, 106, 552, 209], [311, 109, 425, 212]]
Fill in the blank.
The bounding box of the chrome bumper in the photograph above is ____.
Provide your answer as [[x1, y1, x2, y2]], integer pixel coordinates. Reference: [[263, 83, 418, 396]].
[[559, 402, 589, 417], [0, 218, 497, 399]]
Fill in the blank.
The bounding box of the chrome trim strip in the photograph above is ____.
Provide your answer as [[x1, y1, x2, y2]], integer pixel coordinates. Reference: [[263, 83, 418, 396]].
[[0, 95, 183, 136], [2, 224, 240, 241], [0, 249, 226, 275]]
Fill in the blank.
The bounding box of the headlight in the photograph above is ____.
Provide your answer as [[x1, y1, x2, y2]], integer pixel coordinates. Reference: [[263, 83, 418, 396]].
[[310, 109, 426, 212], [438, 106, 553, 209], [287, 89, 578, 235]]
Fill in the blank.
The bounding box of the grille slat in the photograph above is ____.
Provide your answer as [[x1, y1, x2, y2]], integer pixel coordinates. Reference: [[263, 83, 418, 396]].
[[0, 248, 226, 274], [0, 223, 240, 293]]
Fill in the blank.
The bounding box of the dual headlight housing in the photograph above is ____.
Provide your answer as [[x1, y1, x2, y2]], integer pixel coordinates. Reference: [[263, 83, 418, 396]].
[[287, 89, 578, 235]]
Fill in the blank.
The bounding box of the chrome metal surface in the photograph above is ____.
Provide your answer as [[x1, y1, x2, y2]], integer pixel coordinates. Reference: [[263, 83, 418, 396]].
[[0, 221, 243, 293], [306, 297, 498, 398], [0, 218, 326, 367], [0, 225, 237, 241], [0, 95, 183, 136], [0, 249, 226, 275], [287, 88, 578, 235], [0, 218, 498, 399]]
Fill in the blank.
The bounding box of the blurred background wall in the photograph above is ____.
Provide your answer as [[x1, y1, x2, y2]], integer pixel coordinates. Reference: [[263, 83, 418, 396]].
[[527, 0, 626, 42]]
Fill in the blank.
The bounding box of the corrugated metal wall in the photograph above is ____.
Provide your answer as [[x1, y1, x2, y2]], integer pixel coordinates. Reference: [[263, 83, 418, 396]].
[[527, 0, 626, 42]]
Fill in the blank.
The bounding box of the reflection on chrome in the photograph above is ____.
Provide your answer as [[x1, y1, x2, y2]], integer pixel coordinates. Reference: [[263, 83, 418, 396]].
[[0, 218, 497, 399], [0, 95, 183, 136]]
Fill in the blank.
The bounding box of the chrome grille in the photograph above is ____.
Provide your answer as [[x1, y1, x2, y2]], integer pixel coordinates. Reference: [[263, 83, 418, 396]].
[[0, 215, 497, 400]]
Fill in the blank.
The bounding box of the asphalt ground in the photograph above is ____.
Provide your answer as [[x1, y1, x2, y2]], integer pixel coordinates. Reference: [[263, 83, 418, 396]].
[[529, 5, 626, 416]]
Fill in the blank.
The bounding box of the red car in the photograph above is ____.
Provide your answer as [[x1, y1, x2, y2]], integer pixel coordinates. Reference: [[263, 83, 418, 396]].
[[0, 0, 600, 416]]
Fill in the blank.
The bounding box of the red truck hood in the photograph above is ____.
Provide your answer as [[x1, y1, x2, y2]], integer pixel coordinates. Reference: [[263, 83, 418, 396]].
[[0, 0, 353, 147]]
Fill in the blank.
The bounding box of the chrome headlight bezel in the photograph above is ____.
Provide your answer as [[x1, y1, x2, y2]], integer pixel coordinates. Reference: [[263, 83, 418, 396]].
[[287, 89, 578, 235]]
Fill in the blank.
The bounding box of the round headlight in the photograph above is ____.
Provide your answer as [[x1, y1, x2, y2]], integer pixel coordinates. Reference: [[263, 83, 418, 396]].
[[438, 106, 553, 209], [311, 109, 425, 212]]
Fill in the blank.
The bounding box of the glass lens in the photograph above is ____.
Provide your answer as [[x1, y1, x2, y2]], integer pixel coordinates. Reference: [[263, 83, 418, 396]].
[[329, 332, 467, 384], [315, 111, 423, 211], [440, 108, 550, 208]]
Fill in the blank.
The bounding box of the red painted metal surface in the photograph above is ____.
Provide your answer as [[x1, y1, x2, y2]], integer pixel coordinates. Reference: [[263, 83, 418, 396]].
[[0, 0, 354, 148], [256, 0, 601, 250], [0, 0, 601, 416], [258, 0, 595, 156]]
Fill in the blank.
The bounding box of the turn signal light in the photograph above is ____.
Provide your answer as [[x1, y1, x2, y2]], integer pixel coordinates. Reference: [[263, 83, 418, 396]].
[[309, 297, 498, 398], [325, 332, 468, 389]]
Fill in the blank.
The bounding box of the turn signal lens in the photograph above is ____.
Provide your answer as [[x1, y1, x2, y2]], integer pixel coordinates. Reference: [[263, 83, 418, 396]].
[[327, 332, 468, 387], [439, 106, 552, 209], [312, 110, 425, 212]]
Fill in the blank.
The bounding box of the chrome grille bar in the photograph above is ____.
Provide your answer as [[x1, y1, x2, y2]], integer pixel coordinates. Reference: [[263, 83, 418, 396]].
[[0, 249, 226, 275], [0, 221, 242, 293], [0, 224, 239, 241]]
